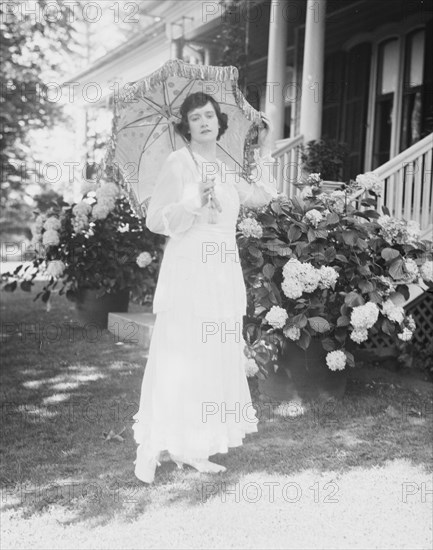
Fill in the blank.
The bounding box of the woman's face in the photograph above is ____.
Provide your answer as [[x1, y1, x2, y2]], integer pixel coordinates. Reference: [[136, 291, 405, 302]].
[[186, 102, 219, 144]]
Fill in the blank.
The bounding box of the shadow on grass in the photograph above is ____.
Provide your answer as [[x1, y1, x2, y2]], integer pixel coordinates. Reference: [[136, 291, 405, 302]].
[[1, 283, 432, 527]]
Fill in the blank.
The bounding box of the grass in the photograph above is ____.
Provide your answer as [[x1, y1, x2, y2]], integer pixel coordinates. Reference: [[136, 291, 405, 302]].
[[1, 282, 432, 549]]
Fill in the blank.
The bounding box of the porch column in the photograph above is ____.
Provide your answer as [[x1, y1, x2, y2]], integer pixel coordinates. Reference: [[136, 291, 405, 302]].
[[171, 38, 184, 59], [265, 0, 289, 149], [299, 0, 327, 142]]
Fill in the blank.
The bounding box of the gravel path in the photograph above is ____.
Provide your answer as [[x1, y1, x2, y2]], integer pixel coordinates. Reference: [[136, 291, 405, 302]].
[[2, 459, 432, 549]]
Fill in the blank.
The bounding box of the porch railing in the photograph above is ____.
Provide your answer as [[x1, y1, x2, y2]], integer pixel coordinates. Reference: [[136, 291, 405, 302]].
[[271, 132, 433, 232], [372, 133, 433, 231], [271, 134, 304, 196]]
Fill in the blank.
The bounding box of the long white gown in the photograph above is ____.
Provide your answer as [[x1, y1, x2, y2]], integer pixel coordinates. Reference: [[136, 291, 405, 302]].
[[132, 145, 277, 482]]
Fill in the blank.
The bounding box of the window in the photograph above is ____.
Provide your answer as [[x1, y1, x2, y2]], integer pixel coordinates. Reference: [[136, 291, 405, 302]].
[[372, 38, 399, 168], [400, 29, 425, 151]]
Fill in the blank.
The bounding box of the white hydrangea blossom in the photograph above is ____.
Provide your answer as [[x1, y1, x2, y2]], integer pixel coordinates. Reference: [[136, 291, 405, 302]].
[[406, 220, 421, 244], [377, 215, 421, 247], [350, 328, 369, 343], [31, 215, 46, 248], [318, 266, 339, 289], [42, 230, 60, 247], [401, 258, 419, 283], [326, 350, 347, 371], [406, 315, 416, 332], [350, 302, 379, 330], [43, 216, 61, 231], [282, 258, 321, 298], [299, 263, 322, 292], [92, 201, 115, 221], [381, 299, 405, 324], [420, 260, 433, 283], [397, 328, 413, 342], [45, 260, 66, 278], [281, 278, 303, 299], [303, 209, 323, 228], [90, 183, 119, 220], [96, 182, 119, 200], [245, 358, 259, 377], [307, 173, 322, 185], [265, 306, 288, 329], [72, 201, 92, 233], [377, 275, 397, 295], [118, 223, 130, 233], [238, 217, 263, 239], [285, 326, 301, 341], [356, 172, 383, 195], [327, 190, 346, 214], [34, 214, 45, 233], [136, 251, 152, 268]]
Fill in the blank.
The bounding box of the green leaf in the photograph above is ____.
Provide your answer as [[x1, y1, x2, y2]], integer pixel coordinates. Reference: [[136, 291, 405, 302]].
[[357, 265, 371, 277], [287, 225, 302, 242], [326, 212, 340, 225], [307, 228, 317, 242], [314, 229, 329, 239], [308, 317, 331, 333], [292, 313, 308, 328], [270, 245, 292, 257], [388, 258, 405, 280], [359, 280, 374, 293], [262, 264, 275, 279], [362, 210, 381, 219], [381, 248, 400, 261], [297, 329, 311, 351], [342, 231, 357, 246], [337, 316, 350, 327], [344, 291, 365, 307], [248, 246, 262, 258], [321, 338, 336, 351], [335, 327, 347, 344], [396, 284, 410, 300], [368, 290, 382, 303], [344, 350, 355, 367], [381, 319, 395, 336], [335, 254, 348, 263], [324, 247, 337, 262]]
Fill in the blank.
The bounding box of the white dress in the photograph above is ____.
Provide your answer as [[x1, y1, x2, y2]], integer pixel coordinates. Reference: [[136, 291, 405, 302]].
[[132, 146, 277, 481]]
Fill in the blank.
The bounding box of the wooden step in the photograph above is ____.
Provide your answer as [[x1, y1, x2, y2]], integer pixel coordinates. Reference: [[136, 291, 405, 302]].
[[107, 312, 156, 347]]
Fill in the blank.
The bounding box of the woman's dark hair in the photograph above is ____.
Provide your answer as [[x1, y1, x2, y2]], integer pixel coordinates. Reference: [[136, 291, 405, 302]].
[[174, 92, 228, 142]]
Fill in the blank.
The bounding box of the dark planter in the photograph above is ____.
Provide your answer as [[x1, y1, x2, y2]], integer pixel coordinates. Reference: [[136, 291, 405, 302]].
[[74, 288, 130, 329], [258, 339, 347, 403]]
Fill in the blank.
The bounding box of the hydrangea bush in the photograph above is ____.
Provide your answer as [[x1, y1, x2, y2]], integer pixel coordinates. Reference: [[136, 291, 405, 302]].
[[237, 172, 433, 375], [1, 180, 165, 305]]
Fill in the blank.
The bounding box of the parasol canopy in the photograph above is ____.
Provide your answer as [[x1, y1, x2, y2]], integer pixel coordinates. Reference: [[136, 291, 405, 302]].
[[105, 59, 263, 218]]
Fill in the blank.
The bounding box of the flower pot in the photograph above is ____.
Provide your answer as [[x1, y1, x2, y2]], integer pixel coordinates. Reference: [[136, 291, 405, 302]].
[[74, 288, 130, 329], [258, 339, 347, 403]]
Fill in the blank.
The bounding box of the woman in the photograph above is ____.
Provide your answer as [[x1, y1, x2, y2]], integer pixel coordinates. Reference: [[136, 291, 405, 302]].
[[132, 92, 277, 483]]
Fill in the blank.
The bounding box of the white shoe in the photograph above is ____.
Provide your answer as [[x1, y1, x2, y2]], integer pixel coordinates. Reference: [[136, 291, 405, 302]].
[[170, 454, 226, 474], [134, 446, 161, 484]]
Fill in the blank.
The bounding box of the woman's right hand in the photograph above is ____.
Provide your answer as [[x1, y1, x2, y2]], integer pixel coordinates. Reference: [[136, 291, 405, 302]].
[[199, 176, 217, 207]]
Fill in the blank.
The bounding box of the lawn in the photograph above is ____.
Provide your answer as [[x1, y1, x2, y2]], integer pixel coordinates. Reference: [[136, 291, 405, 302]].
[[1, 282, 432, 549]]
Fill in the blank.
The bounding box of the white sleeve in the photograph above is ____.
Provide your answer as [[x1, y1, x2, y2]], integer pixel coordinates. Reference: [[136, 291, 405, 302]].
[[145, 152, 203, 238], [236, 149, 278, 208]]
